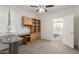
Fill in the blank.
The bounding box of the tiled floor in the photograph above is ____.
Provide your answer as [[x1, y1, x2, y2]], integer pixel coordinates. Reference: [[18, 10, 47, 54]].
[[19, 39, 79, 54]]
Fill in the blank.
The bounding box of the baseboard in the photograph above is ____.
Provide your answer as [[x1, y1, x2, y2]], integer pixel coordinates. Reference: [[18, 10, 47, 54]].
[[41, 38, 52, 41]]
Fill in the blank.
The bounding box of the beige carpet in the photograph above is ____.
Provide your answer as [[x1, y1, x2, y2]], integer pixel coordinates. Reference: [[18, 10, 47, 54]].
[[19, 39, 79, 54]]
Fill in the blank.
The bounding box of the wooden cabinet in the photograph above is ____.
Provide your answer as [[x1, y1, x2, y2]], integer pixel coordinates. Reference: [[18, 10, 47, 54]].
[[31, 19, 41, 33], [26, 32, 40, 42], [20, 35, 27, 45], [31, 32, 40, 41], [22, 16, 32, 26], [22, 16, 41, 43]]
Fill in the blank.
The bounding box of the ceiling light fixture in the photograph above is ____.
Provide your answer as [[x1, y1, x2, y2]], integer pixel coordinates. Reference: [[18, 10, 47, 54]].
[[39, 8, 45, 13], [36, 5, 47, 13], [30, 5, 54, 13]]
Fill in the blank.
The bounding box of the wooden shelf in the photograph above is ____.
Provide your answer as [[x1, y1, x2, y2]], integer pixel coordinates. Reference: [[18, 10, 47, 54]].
[[31, 18, 41, 33], [22, 17, 41, 42]]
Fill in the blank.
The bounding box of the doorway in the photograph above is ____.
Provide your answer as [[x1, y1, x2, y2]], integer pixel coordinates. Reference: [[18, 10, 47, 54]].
[[53, 18, 63, 41], [52, 15, 74, 48]]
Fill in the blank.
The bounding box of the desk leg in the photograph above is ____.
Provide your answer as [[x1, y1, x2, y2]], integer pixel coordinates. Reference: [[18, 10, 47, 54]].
[[9, 42, 19, 54]]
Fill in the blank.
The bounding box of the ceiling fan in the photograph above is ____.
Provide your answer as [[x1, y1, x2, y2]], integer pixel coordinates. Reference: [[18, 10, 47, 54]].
[[30, 5, 54, 13]]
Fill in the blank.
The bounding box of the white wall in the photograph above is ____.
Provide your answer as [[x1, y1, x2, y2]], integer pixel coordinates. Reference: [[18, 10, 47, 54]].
[[41, 6, 77, 40], [0, 6, 35, 50]]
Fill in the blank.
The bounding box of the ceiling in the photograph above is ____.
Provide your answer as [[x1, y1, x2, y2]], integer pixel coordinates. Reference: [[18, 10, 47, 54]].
[[8, 5, 73, 14], [5, 5, 74, 19], [14, 5, 73, 14]]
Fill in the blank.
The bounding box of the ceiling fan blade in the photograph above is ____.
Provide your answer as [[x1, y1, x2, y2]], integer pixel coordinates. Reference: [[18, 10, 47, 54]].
[[36, 9, 39, 12], [46, 5, 54, 7], [45, 9, 47, 12], [30, 5, 37, 7]]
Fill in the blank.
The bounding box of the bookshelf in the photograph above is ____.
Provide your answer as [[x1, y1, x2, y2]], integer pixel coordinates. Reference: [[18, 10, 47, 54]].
[[31, 19, 41, 33], [22, 16, 41, 43]]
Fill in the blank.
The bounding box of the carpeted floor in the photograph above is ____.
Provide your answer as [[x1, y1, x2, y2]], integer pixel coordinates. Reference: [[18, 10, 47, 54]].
[[19, 39, 79, 54]]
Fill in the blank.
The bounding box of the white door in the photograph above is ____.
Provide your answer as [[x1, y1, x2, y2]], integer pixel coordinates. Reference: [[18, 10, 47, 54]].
[[63, 15, 74, 48]]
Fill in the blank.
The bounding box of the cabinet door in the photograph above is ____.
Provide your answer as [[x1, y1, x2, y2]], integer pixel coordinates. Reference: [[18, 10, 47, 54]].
[[23, 16, 29, 25], [22, 16, 32, 25], [28, 18, 32, 25], [31, 32, 40, 41]]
